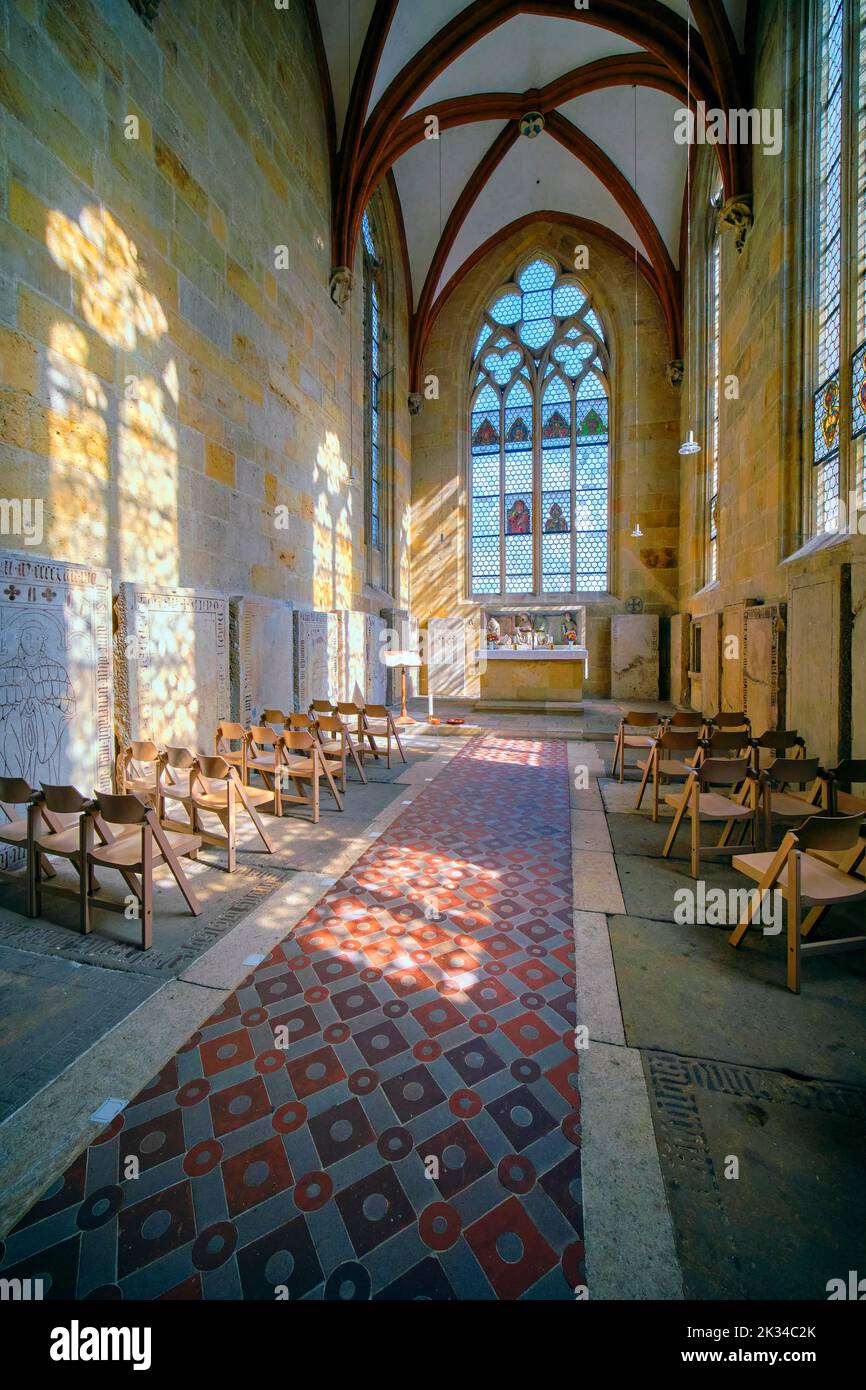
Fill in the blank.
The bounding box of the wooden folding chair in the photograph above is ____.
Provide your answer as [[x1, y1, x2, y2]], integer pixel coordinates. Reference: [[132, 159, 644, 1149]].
[[756, 757, 824, 848], [662, 756, 759, 878], [748, 729, 806, 772], [702, 710, 751, 741], [30, 784, 100, 921], [287, 712, 351, 795], [823, 759, 866, 814], [262, 708, 290, 731], [246, 725, 288, 816], [612, 712, 660, 783], [215, 721, 249, 780], [664, 710, 703, 730], [157, 746, 198, 835], [280, 729, 343, 822], [116, 740, 163, 807], [635, 728, 702, 821], [313, 712, 360, 791], [0, 776, 44, 913], [189, 754, 275, 871], [728, 814, 866, 993], [358, 703, 407, 768], [81, 792, 202, 950], [309, 699, 336, 718]]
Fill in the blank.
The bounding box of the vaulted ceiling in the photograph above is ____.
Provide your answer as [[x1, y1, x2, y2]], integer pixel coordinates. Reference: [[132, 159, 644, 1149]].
[[308, 1, 751, 385]]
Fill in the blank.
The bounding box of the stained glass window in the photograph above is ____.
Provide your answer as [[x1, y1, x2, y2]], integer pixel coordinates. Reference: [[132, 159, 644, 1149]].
[[706, 196, 722, 584], [813, 0, 844, 531], [470, 255, 609, 594], [853, 1, 866, 499], [363, 208, 382, 552]]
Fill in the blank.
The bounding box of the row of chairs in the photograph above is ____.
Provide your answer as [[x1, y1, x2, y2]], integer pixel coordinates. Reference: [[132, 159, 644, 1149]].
[[613, 710, 866, 993], [0, 778, 202, 950]]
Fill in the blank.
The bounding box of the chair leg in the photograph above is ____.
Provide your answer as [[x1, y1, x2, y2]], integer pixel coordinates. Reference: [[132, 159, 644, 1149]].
[[786, 850, 801, 994], [390, 719, 407, 764], [311, 769, 320, 824], [141, 854, 153, 951], [690, 781, 700, 879], [322, 760, 344, 810], [662, 787, 689, 858], [225, 786, 237, 873], [347, 733, 367, 784], [635, 752, 653, 810]]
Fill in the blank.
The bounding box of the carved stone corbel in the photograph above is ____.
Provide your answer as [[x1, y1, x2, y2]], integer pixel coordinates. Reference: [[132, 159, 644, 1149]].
[[665, 359, 684, 388], [128, 0, 162, 27], [718, 195, 753, 254], [329, 266, 353, 311], [408, 392, 423, 417]]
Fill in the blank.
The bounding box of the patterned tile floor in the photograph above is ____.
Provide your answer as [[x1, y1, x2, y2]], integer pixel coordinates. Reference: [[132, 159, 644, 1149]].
[[0, 735, 584, 1300]]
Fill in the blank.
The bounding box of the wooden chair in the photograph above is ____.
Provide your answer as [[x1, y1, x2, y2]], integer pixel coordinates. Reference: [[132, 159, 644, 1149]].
[[280, 729, 343, 823], [701, 727, 752, 760], [30, 784, 100, 921], [748, 729, 806, 771], [262, 708, 290, 731], [81, 792, 202, 950], [157, 746, 199, 836], [612, 712, 660, 783], [0, 776, 45, 913], [189, 755, 275, 871], [823, 759, 866, 814], [313, 713, 357, 791], [310, 699, 336, 718], [116, 740, 163, 806], [702, 710, 751, 741], [728, 814, 866, 993], [756, 757, 824, 848], [215, 722, 248, 780], [664, 710, 703, 729], [635, 728, 702, 821], [246, 726, 288, 816], [358, 703, 407, 768], [662, 756, 759, 878]]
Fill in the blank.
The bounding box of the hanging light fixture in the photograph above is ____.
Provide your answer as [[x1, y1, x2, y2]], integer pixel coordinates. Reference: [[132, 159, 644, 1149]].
[[678, 16, 702, 458]]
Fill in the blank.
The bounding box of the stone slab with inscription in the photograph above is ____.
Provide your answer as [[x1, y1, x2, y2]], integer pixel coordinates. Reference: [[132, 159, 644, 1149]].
[[611, 614, 659, 701], [0, 551, 114, 864], [293, 609, 342, 710], [115, 584, 230, 751], [230, 596, 293, 726]]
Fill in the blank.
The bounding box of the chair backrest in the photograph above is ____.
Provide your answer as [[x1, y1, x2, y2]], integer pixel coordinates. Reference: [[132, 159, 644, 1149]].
[[365, 704, 389, 718], [197, 754, 232, 780], [249, 725, 281, 749], [705, 729, 749, 754], [283, 729, 315, 752], [623, 711, 659, 728], [310, 699, 334, 715], [163, 745, 197, 771], [698, 757, 750, 787], [92, 790, 150, 825], [287, 712, 314, 730], [829, 759, 866, 789], [709, 710, 749, 728], [40, 783, 90, 814], [129, 740, 161, 763], [753, 729, 804, 751], [316, 714, 343, 735], [659, 728, 700, 752], [0, 776, 34, 808], [216, 721, 246, 744], [765, 756, 820, 787], [262, 708, 289, 728], [668, 711, 702, 727], [794, 812, 864, 853], [335, 701, 362, 719]]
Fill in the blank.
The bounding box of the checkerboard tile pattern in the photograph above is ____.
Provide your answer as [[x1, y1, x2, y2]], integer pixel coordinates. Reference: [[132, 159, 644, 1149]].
[[0, 736, 585, 1300]]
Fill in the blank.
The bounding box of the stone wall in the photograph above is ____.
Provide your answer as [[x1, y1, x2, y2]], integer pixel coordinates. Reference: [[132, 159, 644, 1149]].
[[0, 0, 410, 621], [411, 219, 680, 698], [676, 0, 865, 756]]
